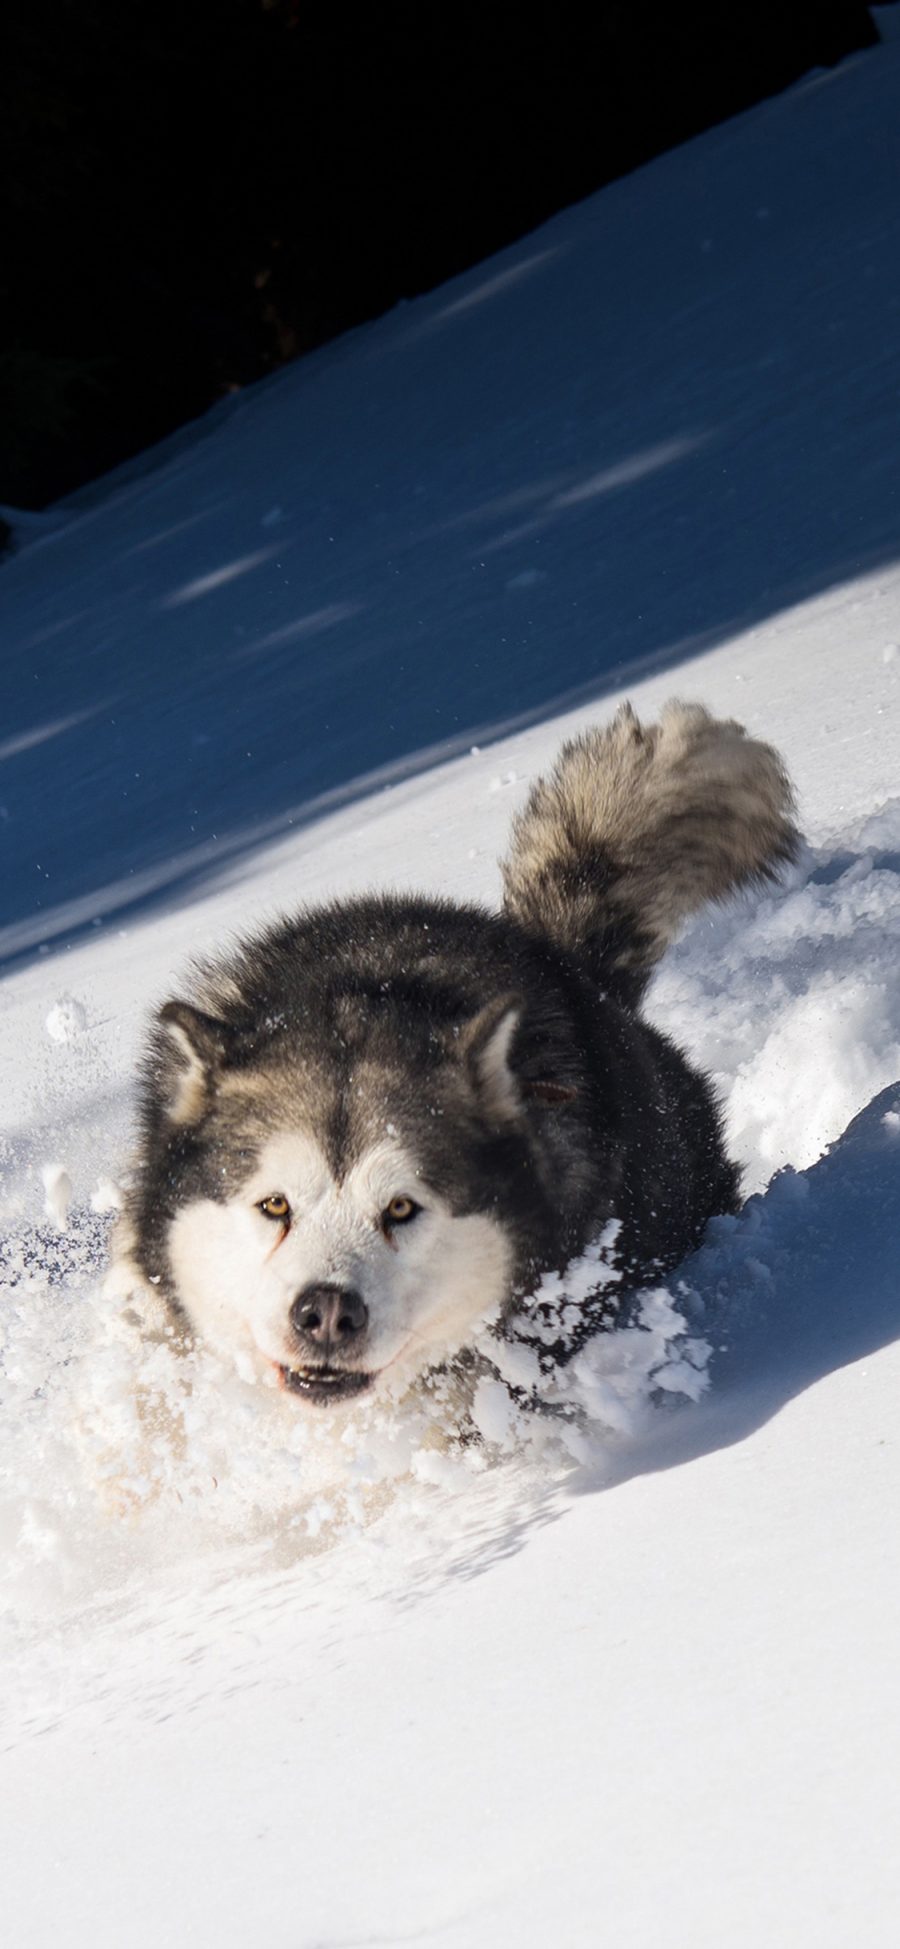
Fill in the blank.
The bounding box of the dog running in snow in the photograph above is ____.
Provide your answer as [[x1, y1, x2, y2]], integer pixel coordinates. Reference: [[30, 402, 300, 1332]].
[[110, 702, 797, 1409]]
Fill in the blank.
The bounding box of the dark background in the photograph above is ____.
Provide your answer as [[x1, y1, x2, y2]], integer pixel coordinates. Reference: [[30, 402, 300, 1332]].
[[0, 0, 880, 514]]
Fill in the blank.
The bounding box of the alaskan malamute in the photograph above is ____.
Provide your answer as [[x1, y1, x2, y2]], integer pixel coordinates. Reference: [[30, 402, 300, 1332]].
[[111, 703, 796, 1409]]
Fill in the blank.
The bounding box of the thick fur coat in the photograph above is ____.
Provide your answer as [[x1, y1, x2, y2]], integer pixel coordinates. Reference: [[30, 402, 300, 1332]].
[[112, 702, 797, 1407]]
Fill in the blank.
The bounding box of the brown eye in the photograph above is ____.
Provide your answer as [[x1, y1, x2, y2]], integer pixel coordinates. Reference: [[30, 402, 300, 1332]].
[[258, 1194, 291, 1224], [383, 1195, 419, 1228]]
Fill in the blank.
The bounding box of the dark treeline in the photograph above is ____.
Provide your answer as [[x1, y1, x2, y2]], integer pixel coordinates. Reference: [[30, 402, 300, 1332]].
[[1, 1, 878, 510]]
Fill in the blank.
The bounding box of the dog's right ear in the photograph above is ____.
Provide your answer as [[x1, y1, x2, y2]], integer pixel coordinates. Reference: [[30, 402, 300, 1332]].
[[155, 1000, 230, 1127]]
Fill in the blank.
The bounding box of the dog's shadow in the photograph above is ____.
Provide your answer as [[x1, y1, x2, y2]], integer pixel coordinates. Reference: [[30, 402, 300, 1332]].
[[570, 1078, 900, 1498]]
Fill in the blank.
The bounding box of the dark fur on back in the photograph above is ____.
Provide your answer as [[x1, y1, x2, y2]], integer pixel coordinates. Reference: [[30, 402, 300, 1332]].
[[126, 700, 797, 1354]]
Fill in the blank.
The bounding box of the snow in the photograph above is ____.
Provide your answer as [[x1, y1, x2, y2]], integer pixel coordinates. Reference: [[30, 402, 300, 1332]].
[[2, 12, 900, 1944], [650, 799, 900, 1187]]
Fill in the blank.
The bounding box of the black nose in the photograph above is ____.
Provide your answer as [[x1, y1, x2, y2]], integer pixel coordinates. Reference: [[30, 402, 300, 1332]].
[[290, 1284, 369, 1354]]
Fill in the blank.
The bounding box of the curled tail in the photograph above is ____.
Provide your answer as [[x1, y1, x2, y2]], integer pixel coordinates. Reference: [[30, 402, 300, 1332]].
[[501, 700, 798, 1008]]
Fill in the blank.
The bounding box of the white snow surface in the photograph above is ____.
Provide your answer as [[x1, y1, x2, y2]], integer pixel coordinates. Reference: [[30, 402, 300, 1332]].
[[3, 15, 900, 1944]]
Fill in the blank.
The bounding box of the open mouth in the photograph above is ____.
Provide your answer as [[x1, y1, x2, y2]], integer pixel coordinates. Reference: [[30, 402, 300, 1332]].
[[279, 1364, 373, 1406]]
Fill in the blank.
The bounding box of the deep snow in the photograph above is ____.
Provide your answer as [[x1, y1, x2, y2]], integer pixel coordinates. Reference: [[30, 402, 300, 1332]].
[[2, 13, 900, 1947]]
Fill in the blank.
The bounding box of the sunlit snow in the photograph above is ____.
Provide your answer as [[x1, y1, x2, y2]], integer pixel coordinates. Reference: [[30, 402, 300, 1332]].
[[2, 14, 900, 1947]]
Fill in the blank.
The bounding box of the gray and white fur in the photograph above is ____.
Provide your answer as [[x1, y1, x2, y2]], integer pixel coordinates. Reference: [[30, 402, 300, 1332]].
[[502, 700, 797, 1009], [112, 701, 797, 1411]]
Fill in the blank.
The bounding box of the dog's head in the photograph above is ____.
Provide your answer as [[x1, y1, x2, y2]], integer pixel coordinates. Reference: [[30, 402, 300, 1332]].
[[139, 986, 579, 1407]]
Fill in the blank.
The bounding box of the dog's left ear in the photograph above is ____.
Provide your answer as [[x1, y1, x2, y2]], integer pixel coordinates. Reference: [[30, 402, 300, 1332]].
[[155, 1000, 231, 1127], [459, 994, 580, 1125], [460, 995, 523, 1124]]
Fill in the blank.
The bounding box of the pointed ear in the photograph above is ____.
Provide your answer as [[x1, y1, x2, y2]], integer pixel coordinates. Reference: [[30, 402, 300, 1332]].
[[459, 995, 523, 1125], [155, 1000, 230, 1126]]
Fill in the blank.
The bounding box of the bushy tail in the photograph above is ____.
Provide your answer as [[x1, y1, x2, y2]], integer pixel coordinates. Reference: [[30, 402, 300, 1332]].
[[501, 700, 798, 1008]]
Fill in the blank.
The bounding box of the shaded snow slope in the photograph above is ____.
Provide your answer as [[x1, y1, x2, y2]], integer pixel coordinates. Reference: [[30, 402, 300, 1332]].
[[2, 14, 900, 1949], [2, 14, 900, 957]]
